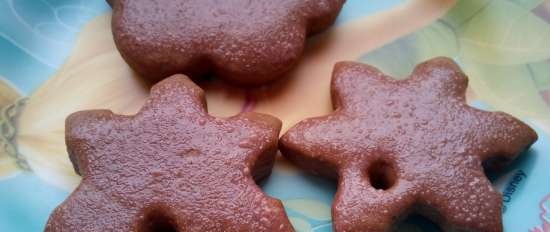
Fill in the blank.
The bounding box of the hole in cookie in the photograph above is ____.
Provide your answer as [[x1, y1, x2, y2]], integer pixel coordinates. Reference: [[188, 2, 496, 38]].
[[393, 213, 442, 232], [367, 159, 397, 190], [139, 209, 178, 232]]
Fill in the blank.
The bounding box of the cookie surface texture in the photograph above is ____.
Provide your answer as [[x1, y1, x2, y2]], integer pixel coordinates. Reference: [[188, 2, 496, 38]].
[[279, 57, 537, 232], [108, 0, 345, 85], [45, 75, 292, 232]]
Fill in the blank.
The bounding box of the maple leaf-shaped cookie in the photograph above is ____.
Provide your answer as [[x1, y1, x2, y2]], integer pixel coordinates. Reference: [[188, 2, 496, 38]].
[[108, 0, 345, 86], [280, 57, 537, 232], [45, 75, 293, 232]]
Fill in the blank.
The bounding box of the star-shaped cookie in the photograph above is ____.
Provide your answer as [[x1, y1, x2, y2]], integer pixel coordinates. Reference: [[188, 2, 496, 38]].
[[280, 57, 537, 232], [46, 75, 293, 231], [108, 0, 345, 85]]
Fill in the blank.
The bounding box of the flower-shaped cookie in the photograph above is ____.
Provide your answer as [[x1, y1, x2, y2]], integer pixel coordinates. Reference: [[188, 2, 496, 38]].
[[46, 75, 293, 231], [280, 57, 537, 232], [108, 0, 345, 85]]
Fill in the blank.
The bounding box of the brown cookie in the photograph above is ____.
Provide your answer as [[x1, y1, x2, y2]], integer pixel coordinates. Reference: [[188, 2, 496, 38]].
[[279, 57, 537, 232], [45, 75, 293, 232], [108, 0, 345, 86]]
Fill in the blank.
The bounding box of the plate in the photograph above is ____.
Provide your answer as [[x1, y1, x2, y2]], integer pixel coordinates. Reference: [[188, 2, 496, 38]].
[[1, 0, 549, 231]]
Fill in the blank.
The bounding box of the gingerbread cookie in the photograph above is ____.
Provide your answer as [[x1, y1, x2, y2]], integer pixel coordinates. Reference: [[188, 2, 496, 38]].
[[279, 57, 537, 232], [45, 75, 293, 231], [107, 0, 345, 86]]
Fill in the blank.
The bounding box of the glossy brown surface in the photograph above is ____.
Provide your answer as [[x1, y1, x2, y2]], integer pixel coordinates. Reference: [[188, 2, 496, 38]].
[[279, 57, 538, 232], [45, 75, 293, 232], [108, 0, 345, 86]]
